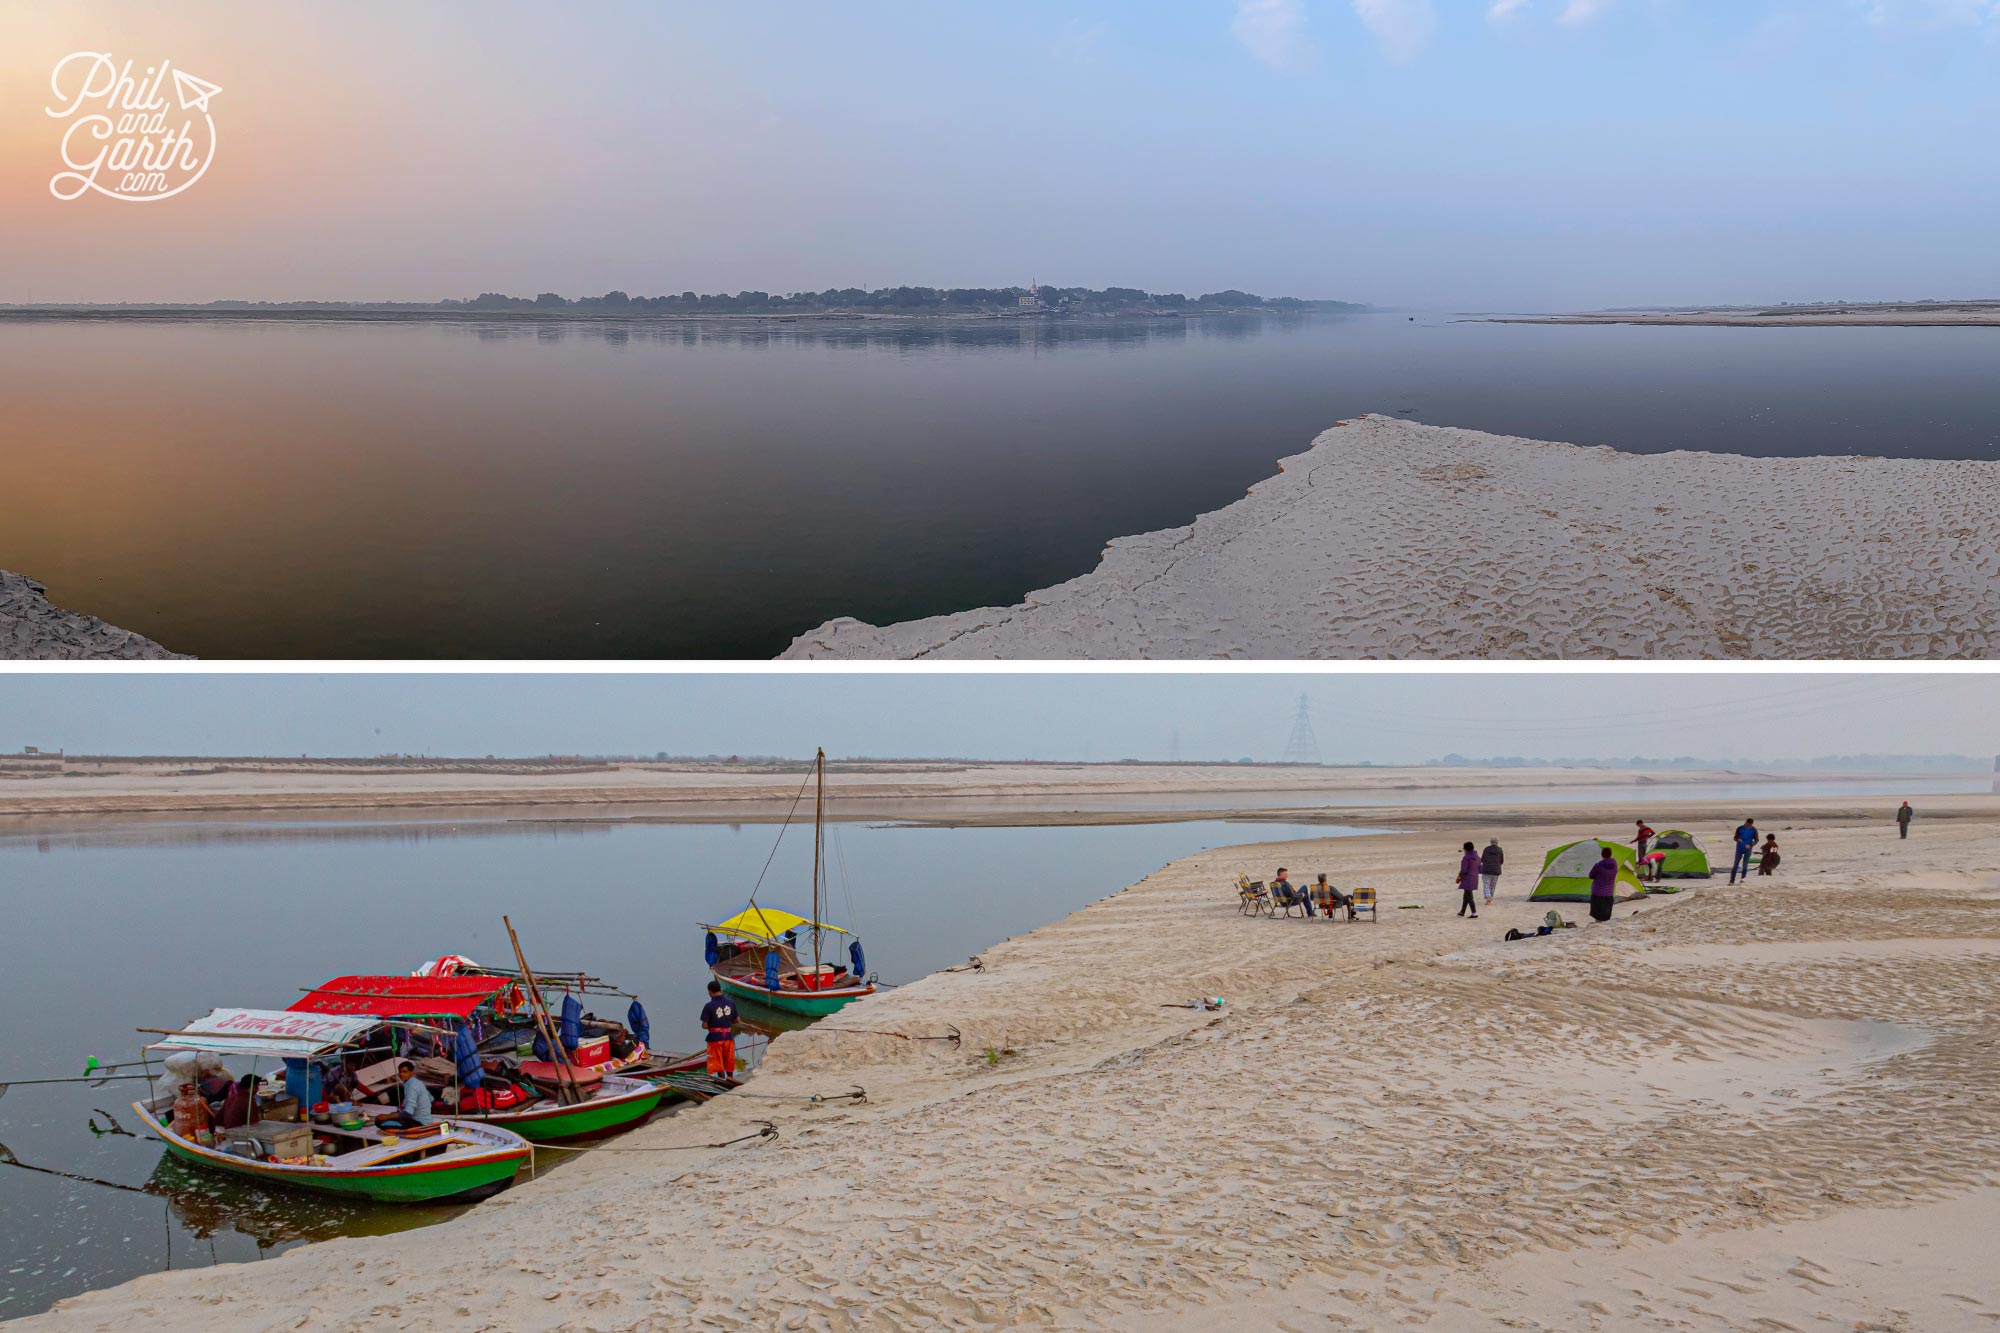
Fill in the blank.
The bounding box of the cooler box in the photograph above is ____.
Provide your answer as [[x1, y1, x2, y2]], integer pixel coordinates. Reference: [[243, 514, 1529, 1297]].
[[221, 1123, 313, 1159], [572, 1035, 611, 1067]]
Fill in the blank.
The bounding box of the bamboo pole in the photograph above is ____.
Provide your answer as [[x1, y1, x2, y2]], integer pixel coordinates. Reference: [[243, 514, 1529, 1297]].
[[812, 747, 824, 981], [502, 915, 584, 1107]]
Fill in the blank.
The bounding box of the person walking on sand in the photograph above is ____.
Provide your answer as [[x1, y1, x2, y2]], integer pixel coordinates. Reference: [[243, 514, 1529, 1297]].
[[1897, 801, 1914, 840], [1456, 841, 1481, 918], [1479, 838, 1504, 906], [1631, 819, 1654, 862], [1588, 845, 1620, 923], [700, 980, 738, 1079], [1757, 833, 1781, 876], [1729, 818, 1758, 885]]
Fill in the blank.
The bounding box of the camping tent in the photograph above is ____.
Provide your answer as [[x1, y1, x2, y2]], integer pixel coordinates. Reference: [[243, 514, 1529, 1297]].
[[1649, 829, 1711, 878], [1530, 839, 1644, 902]]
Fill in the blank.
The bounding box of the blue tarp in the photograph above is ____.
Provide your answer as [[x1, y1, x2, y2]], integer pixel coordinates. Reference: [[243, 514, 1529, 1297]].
[[704, 931, 719, 966], [454, 1024, 484, 1089], [559, 994, 582, 1051], [849, 939, 866, 978], [533, 1029, 549, 1062], [627, 998, 650, 1048], [764, 952, 781, 990]]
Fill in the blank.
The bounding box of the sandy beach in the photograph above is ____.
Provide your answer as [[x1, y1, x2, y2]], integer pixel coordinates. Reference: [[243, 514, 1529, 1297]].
[[0, 573, 186, 661], [18, 792, 1999, 1332], [1491, 300, 2000, 328], [0, 756, 1921, 823], [783, 416, 2000, 660]]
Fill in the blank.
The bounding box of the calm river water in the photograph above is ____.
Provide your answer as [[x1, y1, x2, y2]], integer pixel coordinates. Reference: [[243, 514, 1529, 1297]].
[[0, 814, 1373, 1317], [6, 314, 1997, 658]]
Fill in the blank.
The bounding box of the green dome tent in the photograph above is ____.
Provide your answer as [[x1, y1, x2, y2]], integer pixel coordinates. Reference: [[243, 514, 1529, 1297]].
[[1530, 839, 1644, 902], [1650, 829, 1711, 878]]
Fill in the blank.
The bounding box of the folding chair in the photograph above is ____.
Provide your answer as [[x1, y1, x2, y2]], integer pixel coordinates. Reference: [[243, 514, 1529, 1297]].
[[1270, 881, 1310, 918], [1349, 886, 1379, 922], [1236, 875, 1272, 917]]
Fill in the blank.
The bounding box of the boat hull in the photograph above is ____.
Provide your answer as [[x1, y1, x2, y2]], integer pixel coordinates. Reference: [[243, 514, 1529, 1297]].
[[455, 1077, 664, 1141], [716, 971, 874, 1017], [138, 1106, 528, 1204]]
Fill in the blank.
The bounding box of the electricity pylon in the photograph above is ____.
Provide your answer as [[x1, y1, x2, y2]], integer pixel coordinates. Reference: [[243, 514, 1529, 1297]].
[[1280, 693, 1321, 766]]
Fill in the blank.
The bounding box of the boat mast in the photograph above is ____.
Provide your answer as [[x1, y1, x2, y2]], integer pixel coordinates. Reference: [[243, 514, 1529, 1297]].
[[812, 746, 824, 976]]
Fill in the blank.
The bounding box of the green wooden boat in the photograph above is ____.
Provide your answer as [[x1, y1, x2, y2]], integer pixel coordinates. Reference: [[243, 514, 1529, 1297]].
[[702, 748, 878, 1021], [714, 969, 873, 1017], [131, 1004, 530, 1204], [137, 1097, 529, 1203], [450, 1073, 664, 1141]]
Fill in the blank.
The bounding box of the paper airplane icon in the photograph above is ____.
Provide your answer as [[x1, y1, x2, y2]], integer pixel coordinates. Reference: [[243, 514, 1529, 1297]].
[[171, 68, 221, 112]]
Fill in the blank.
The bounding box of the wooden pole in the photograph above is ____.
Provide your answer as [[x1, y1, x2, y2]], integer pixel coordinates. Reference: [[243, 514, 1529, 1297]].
[[502, 915, 584, 1107], [812, 747, 824, 979]]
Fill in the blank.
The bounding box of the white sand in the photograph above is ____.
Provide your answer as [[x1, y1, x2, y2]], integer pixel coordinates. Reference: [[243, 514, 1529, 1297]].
[[23, 800, 2000, 1332], [0, 757, 1811, 821], [1496, 300, 2000, 327], [0, 572, 186, 660], [782, 416, 2000, 659]]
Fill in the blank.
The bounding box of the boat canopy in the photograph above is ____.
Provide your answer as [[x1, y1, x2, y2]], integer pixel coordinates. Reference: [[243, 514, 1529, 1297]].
[[291, 974, 508, 1019], [149, 1008, 377, 1059], [705, 906, 849, 942]]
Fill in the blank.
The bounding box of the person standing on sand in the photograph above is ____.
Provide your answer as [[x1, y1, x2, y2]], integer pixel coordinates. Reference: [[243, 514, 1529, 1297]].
[[1456, 841, 1481, 918], [700, 980, 738, 1079], [1729, 818, 1758, 885], [1897, 801, 1914, 840], [1631, 819, 1654, 862], [1757, 833, 1781, 877], [1588, 845, 1620, 923], [1479, 838, 1504, 906]]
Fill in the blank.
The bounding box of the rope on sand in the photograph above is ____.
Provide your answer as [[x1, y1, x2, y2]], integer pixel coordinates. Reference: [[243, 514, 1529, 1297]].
[[811, 1024, 961, 1047], [531, 1120, 779, 1153], [724, 1084, 867, 1105]]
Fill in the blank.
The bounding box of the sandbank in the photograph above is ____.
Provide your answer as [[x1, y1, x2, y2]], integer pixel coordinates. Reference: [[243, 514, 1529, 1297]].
[[0, 755, 1945, 824], [782, 416, 2000, 659], [20, 795, 2000, 1331], [1493, 299, 2000, 328]]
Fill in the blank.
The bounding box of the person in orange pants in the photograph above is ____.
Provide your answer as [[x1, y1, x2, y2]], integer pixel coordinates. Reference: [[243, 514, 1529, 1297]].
[[699, 980, 737, 1078]]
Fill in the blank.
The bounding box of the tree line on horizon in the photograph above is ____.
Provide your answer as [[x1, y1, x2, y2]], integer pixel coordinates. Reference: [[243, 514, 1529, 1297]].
[[443, 285, 1365, 314]]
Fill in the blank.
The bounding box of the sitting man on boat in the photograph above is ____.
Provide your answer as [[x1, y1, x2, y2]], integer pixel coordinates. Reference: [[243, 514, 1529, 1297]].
[[700, 981, 738, 1079], [377, 1060, 435, 1129]]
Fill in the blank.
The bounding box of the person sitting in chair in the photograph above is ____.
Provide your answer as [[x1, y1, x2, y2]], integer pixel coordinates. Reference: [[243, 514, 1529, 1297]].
[[1271, 867, 1312, 915], [376, 1061, 434, 1129], [1311, 873, 1354, 920]]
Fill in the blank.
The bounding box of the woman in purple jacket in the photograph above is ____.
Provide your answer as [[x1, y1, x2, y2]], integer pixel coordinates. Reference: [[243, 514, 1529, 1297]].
[[1456, 841, 1481, 918]]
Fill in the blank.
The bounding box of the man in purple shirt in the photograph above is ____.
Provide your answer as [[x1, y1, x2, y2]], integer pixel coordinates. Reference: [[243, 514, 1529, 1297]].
[[1588, 846, 1620, 922]]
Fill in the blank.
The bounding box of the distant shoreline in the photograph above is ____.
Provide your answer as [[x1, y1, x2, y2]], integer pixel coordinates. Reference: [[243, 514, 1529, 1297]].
[[0, 305, 1361, 325], [1488, 299, 2000, 328]]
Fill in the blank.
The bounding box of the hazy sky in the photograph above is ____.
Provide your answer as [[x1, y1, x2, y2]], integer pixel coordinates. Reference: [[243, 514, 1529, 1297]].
[[5, 1, 1997, 309], [1, 674, 1993, 764]]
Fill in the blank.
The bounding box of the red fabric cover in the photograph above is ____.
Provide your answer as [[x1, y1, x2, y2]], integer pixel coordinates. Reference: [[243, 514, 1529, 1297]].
[[290, 975, 507, 1019]]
